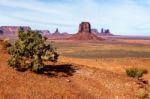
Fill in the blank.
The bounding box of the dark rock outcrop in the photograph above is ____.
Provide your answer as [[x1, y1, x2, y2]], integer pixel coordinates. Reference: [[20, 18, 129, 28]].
[[68, 22, 103, 40]]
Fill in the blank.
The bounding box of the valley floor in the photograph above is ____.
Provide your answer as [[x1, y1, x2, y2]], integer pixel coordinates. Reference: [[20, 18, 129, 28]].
[[0, 39, 150, 99]]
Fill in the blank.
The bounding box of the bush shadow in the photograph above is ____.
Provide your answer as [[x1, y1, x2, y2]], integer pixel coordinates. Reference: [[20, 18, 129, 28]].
[[37, 64, 76, 77]]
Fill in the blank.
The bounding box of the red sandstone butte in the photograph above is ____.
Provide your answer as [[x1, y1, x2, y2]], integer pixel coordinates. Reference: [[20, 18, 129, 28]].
[[68, 22, 104, 40]]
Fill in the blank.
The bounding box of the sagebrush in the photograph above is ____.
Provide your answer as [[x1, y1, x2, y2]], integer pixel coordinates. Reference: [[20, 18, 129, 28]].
[[8, 27, 59, 72], [126, 68, 147, 78]]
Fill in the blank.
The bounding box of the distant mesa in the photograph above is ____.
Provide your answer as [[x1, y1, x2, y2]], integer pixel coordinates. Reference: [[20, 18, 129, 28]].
[[0, 26, 31, 39], [0, 26, 31, 35], [0, 24, 114, 40], [99, 28, 113, 36], [92, 28, 113, 36], [0, 26, 72, 39], [68, 22, 104, 40]]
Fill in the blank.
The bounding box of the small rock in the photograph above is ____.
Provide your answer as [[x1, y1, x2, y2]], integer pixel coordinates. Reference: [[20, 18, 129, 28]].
[[65, 79, 71, 82]]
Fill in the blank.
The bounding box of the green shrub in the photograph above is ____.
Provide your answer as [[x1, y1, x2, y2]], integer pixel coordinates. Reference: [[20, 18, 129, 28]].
[[126, 68, 147, 78], [8, 27, 59, 72]]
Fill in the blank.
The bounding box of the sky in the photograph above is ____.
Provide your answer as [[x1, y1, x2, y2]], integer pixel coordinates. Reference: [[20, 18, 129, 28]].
[[0, 0, 150, 36]]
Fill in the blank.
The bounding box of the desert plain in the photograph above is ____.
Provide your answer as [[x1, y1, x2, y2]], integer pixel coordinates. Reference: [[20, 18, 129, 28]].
[[0, 36, 150, 99]]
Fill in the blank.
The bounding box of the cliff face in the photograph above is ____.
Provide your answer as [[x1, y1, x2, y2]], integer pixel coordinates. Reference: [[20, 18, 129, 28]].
[[78, 22, 91, 33], [68, 22, 104, 40]]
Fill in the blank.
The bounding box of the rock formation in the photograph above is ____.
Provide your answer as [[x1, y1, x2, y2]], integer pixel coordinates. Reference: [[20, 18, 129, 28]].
[[68, 22, 103, 40], [78, 22, 91, 33], [50, 28, 72, 39], [51, 28, 61, 36], [92, 28, 113, 36], [36, 30, 51, 37], [101, 28, 104, 33], [99, 28, 113, 36]]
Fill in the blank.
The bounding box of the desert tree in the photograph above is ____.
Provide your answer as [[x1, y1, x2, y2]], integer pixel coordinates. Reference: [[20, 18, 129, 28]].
[[8, 27, 59, 72]]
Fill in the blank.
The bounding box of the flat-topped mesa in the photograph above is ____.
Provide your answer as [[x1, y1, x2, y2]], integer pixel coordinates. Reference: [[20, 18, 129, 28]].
[[0, 26, 31, 35], [78, 22, 91, 33]]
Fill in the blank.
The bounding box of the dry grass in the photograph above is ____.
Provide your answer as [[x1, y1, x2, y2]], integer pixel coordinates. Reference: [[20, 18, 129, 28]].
[[53, 40, 150, 82], [55, 39, 150, 98], [54, 40, 150, 59]]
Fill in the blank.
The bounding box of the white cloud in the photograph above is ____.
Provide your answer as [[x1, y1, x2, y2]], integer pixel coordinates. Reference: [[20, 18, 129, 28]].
[[0, 0, 150, 35]]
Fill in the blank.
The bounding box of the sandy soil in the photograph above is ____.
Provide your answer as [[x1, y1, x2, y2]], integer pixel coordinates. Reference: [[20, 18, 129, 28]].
[[0, 41, 142, 99]]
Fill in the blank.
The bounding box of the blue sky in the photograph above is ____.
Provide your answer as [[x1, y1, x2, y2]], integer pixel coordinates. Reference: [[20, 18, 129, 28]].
[[0, 0, 150, 35]]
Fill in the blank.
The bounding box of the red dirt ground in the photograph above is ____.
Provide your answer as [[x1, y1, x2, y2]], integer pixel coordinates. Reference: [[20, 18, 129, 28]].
[[0, 41, 144, 99]]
